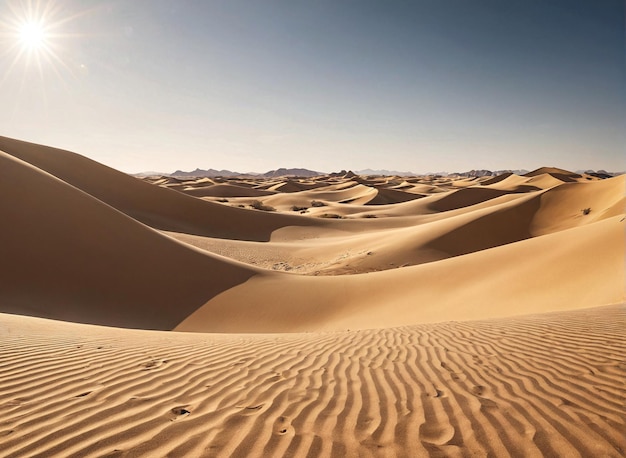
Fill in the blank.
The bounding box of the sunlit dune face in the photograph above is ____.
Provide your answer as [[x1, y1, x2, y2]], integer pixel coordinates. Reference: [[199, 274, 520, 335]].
[[19, 21, 46, 50]]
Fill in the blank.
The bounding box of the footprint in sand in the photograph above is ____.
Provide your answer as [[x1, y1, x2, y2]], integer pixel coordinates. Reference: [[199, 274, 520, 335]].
[[425, 386, 445, 398], [478, 398, 498, 410], [169, 406, 191, 420], [419, 422, 456, 446], [141, 359, 168, 370], [471, 385, 498, 409], [471, 385, 485, 396], [273, 416, 293, 435]]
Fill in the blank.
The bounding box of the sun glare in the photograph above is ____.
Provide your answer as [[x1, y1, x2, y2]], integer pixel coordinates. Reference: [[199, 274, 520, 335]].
[[19, 21, 46, 49], [1, 1, 95, 98], [0, 0, 77, 81]]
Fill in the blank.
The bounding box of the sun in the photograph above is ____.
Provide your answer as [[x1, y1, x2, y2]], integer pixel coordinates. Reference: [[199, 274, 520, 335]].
[[1, 0, 93, 85], [19, 20, 46, 50]]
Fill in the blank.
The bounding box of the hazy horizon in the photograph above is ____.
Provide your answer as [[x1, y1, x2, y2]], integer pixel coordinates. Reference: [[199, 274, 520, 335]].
[[1, 0, 624, 174]]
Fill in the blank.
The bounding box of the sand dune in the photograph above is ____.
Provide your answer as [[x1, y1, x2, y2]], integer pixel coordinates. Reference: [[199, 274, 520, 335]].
[[1, 136, 622, 331], [0, 150, 256, 329], [168, 175, 623, 281], [523, 166, 583, 181], [0, 136, 318, 242], [363, 187, 424, 205], [175, 214, 624, 332], [0, 136, 624, 456], [0, 305, 623, 457], [268, 180, 329, 193]]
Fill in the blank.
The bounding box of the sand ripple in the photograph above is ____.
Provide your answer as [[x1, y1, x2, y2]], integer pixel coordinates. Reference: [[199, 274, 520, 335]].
[[1, 305, 624, 457]]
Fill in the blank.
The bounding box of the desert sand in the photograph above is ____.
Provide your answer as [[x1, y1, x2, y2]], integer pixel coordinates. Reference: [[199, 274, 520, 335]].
[[0, 135, 624, 456]]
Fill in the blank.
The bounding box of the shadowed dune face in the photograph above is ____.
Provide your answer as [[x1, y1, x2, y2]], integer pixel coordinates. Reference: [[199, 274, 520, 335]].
[[179, 183, 277, 198], [0, 151, 256, 329], [426, 187, 522, 212], [426, 194, 540, 257], [364, 186, 424, 205]]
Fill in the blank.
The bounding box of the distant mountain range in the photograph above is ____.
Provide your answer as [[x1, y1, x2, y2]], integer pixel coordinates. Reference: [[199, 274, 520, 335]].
[[262, 168, 323, 178], [164, 167, 419, 178], [169, 168, 244, 178], [135, 167, 623, 179], [160, 167, 324, 178]]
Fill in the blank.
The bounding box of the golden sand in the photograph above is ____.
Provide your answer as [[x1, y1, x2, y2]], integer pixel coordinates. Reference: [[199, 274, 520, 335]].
[[0, 135, 623, 456]]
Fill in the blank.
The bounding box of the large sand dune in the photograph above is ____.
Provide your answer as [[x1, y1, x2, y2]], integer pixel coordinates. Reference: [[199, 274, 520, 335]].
[[0, 136, 624, 456], [0, 136, 318, 242], [0, 150, 257, 329]]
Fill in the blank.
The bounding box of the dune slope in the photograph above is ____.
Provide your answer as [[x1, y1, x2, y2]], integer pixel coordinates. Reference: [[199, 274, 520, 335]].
[[176, 214, 624, 332], [0, 136, 317, 241], [0, 151, 255, 329]]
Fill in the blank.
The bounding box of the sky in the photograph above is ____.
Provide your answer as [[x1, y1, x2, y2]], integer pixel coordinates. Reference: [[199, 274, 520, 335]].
[[1, 0, 624, 174]]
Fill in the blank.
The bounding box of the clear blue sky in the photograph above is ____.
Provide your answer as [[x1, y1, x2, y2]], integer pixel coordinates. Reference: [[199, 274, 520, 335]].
[[1, 0, 624, 173]]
